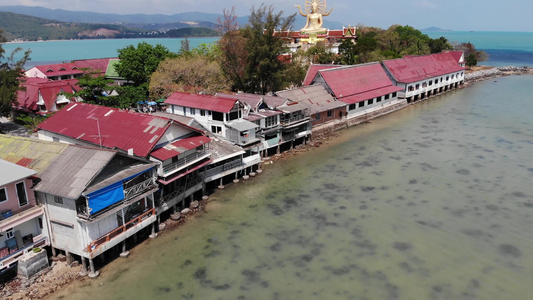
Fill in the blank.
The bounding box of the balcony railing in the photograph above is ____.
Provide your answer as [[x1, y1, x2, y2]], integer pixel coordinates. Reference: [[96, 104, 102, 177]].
[[163, 151, 209, 175], [86, 208, 155, 253], [124, 177, 156, 200], [158, 175, 203, 207], [200, 159, 242, 179], [280, 115, 306, 126]]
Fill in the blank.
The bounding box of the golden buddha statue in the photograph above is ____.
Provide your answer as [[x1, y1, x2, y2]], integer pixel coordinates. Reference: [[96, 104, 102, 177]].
[[295, 0, 333, 34]]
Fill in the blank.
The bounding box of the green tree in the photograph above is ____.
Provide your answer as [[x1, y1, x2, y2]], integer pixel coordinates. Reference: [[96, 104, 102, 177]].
[[465, 53, 478, 68], [217, 6, 248, 91], [338, 39, 357, 65], [115, 42, 175, 86], [0, 29, 31, 117], [149, 54, 230, 98], [240, 4, 296, 94], [306, 42, 337, 64], [429, 36, 453, 53], [63, 69, 114, 104]]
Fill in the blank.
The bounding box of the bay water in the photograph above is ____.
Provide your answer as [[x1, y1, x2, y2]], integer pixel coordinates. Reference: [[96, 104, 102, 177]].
[[46, 75, 533, 299], [423, 31, 533, 67]]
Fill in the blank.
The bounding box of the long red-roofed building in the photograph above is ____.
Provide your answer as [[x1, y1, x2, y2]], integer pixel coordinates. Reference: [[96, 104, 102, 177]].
[[25, 58, 116, 81], [381, 52, 466, 102], [310, 63, 403, 119]]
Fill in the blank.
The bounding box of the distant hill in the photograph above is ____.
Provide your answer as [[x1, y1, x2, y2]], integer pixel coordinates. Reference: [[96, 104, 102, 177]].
[[421, 26, 452, 32], [0, 5, 345, 32], [0, 11, 219, 41]]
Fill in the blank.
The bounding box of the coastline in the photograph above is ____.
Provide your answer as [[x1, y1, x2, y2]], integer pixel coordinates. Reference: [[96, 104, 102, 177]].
[[1, 65, 532, 299]]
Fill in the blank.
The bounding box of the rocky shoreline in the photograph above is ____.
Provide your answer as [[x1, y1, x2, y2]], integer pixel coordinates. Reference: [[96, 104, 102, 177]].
[[1, 65, 531, 299], [465, 65, 533, 82]]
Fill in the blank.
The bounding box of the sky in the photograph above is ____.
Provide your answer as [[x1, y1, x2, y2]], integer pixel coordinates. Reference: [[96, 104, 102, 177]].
[[1, 0, 533, 32]]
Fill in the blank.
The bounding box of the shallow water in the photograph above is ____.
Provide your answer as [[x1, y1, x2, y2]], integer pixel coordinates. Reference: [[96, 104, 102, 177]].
[[51, 75, 533, 300]]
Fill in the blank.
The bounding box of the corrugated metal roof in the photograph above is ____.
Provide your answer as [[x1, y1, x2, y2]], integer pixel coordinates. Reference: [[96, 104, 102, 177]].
[[165, 92, 238, 113], [0, 159, 37, 186], [0, 135, 69, 175], [276, 85, 345, 115], [34, 146, 117, 199], [37, 103, 171, 158], [216, 93, 262, 111], [262, 95, 288, 109], [15, 78, 78, 112], [382, 52, 466, 83], [151, 135, 211, 161], [226, 119, 259, 131], [317, 63, 403, 104], [303, 64, 339, 86]]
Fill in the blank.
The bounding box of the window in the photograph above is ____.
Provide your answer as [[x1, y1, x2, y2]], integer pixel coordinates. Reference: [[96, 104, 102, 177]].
[[327, 110, 333, 118], [415, 84, 420, 90], [408, 86, 414, 92], [54, 195, 63, 204], [211, 126, 222, 134], [200, 110, 206, 116], [6, 228, 14, 239], [359, 101, 365, 108], [392, 92, 397, 98], [451, 74, 455, 79], [429, 80, 433, 86], [190, 108, 196, 115], [315, 113, 321, 120], [183, 107, 187, 116], [446, 76, 449, 81], [368, 99, 374, 105], [422, 82, 427, 88], [16, 181, 28, 207], [52, 137, 59, 142], [0, 187, 7, 203], [349, 104, 356, 110], [384, 94, 389, 100]]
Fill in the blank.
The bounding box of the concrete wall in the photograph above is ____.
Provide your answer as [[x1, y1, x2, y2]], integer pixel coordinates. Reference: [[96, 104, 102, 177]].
[[17, 250, 49, 279]]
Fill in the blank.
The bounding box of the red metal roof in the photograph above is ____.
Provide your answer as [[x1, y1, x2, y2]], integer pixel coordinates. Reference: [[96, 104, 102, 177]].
[[34, 62, 84, 78], [37, 103, 171, 158], [15, 78, 78, 112], [383, 52, 466, 83], [447, 51, 465, 64], [73, 58, 115, 74], [165, 92, 238, 113], [318, 63, 402, 101], [150, 135, 211, 161], [303, 64, 340, 86]]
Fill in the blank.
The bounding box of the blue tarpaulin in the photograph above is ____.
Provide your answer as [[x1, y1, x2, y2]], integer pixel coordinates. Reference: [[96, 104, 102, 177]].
[[87, 181, 124, 215]]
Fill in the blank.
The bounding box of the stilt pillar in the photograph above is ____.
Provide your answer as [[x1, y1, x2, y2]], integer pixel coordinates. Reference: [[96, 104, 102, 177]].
[[66, 251, 72, 266], [79, 257, 88, 276], [120, 240, 130, 257], [149, 222, 158, 239], [88, 258, 99, 278]]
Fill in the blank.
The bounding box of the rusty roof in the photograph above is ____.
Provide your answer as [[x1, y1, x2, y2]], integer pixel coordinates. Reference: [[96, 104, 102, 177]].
[[0, 135, 69, 176], [276, 85, 345, 115], [37, 103, 171, 158], [165, 92, 238, 113]]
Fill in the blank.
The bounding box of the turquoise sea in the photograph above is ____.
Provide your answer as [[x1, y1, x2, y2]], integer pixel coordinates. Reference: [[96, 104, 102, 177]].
[[1, 37, 219, 68], [26, 32, 532, 300], [423, 31, 533, 67], [2, 31, 533, 68]]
